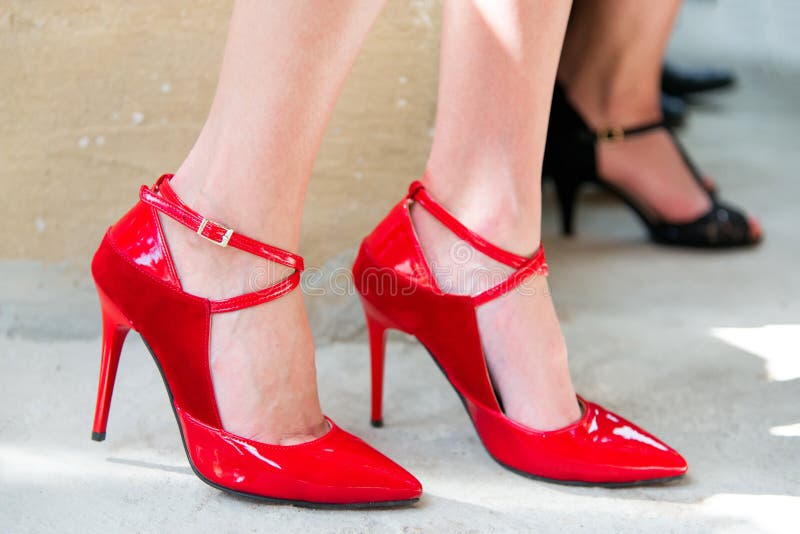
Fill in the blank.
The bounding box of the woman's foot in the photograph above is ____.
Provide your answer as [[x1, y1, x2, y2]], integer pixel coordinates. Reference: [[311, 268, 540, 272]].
[[561, 83, 761, 241], [595, 124, 762, 240], [557, 0, 760, 242], [411, 200, 581, 432], [158, 173, 328, 446], [597, 126, 711, 221]]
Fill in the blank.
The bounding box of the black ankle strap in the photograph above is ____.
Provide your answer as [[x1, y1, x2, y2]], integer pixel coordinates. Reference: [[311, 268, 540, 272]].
[[594, 120, 667, 143]]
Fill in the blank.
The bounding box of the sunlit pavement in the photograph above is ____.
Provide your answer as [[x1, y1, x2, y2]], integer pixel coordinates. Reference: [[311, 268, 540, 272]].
[[2, 2, 799, 533]]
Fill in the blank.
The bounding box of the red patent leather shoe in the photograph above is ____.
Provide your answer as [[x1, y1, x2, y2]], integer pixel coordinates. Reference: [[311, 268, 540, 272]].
[[353, 178, 688, 486], [90, 174, 421, 507]]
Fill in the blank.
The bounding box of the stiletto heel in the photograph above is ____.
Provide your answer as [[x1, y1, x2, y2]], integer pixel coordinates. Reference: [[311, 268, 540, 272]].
[[545, 82, 759, 247], [552, 172, 580, 236], [364, 304, 389, 428], [353, 177, 688, 485], [89, 173, 421, 507], [91, 290, 131, 441]]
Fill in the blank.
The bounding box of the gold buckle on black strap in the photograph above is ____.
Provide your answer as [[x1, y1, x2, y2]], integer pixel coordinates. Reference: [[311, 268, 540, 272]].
[[596, 126, 625, 142]]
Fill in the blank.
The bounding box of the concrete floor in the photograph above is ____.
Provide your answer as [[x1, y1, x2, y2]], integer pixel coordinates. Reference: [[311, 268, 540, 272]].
[[2, 2, 799, 533]]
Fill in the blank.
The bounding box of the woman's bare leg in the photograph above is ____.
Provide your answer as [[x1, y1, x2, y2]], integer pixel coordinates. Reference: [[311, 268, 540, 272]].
[[415, 0, 581, 430], [161, 0, 387, 444], [559, 0, 760, 235]]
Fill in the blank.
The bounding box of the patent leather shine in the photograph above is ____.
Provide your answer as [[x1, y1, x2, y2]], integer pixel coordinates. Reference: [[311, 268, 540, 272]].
[[178, 412, 420, 503], [90, 175, 422, 506], [353, 180, 688, 485], [108, 200, 181, 287]]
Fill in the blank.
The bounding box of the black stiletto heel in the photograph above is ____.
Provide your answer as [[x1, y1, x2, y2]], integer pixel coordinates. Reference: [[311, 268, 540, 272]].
[[552, 168, 580, 236], [544, 83, 760, 248]]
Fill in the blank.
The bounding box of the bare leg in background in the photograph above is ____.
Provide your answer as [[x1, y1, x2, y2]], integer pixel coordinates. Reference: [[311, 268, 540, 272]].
[[559, 0, 761, 235]]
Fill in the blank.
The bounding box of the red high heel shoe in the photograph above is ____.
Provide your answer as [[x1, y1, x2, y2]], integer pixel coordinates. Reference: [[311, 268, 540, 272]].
[[90, 174, 421, 507], [353, 178, 688, 486]]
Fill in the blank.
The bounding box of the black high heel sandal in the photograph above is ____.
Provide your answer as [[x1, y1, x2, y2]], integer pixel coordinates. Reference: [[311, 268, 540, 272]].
[[543, 83, 760, 248]]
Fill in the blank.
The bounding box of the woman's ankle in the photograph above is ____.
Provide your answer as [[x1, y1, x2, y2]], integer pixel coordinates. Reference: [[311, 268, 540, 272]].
[[561, 72, 662, 129], [168, 152, 305, 256], [420, 166, 542, 256], [157, 159, 298, 298]]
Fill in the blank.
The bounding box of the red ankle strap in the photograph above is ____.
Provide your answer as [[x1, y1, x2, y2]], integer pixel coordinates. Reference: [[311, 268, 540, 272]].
[[140, 174, 304, 313], [141, 175, 303, 271], [409, 179, 531, 269], [408, 177, 548, 306]]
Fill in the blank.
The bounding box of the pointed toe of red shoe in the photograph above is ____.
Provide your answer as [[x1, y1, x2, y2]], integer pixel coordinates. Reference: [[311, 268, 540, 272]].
[[654, 448, 688, 479], [563, 399, 689, 485], [354, 452, 423, 503], [178, 410, 422, 505], [318, 424, 423, 504], [608, 421, 688, 482], [464, 396, 687, 486]]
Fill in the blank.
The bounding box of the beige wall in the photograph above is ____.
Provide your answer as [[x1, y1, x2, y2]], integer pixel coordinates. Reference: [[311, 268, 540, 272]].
[[1, 1, 441, 267]]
